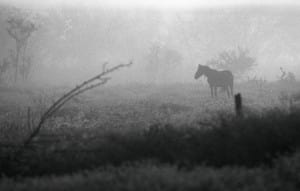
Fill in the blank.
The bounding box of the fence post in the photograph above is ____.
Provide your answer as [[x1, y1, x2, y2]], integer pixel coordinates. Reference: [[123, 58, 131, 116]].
[[234, 93, 243, 117], [27, 107, 31, 129]]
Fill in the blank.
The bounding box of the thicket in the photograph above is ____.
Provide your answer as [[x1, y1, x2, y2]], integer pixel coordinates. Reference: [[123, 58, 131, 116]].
[[1, 107, 300, 177]]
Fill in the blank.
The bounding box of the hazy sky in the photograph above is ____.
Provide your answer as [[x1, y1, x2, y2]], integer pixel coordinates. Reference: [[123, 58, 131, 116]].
[[1, 0, 300, 9]]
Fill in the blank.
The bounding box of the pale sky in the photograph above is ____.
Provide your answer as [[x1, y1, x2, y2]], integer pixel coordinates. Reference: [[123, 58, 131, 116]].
[[1, 0, 300, 9]]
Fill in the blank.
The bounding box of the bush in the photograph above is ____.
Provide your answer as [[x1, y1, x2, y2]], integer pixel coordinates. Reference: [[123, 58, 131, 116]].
[[1, 108, 300, 177], [1, 152, 300, 191]]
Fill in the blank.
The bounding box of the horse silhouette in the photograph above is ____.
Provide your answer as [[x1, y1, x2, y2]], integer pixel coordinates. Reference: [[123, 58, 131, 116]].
[[194, 64, 234, 97]]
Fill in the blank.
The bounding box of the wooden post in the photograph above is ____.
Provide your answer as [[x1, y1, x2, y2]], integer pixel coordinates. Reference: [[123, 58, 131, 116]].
[[27, 107, 31, 130], [235, 93, 243, 117]]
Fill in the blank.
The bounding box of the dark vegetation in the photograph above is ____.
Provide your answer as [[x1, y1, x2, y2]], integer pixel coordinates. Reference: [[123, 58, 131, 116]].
[[0, 73, 299, 190], [0, 81, 299, 190], [1, 152, 300, 191], [1, 104, 300, 177]]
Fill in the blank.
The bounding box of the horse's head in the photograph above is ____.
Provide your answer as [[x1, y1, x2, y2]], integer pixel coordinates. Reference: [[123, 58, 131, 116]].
[[194, 64, 206, 79]]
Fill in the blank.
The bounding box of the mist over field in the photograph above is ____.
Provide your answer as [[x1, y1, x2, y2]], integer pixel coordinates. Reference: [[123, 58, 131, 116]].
[[0, 1, 300, 191], [0, 1, 300, 86]]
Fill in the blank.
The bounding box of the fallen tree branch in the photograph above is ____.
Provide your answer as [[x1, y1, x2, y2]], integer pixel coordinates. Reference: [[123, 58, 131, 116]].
[[22, 61, 133, 147]]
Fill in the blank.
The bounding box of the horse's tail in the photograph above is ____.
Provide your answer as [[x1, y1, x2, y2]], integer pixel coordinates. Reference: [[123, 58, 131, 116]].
[[229, 72, 234, 95]]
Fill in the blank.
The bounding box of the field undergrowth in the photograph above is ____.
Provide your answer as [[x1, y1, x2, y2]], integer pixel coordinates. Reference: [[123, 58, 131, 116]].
[[1, 151, 300, 191], [0, 82, 300, 190]]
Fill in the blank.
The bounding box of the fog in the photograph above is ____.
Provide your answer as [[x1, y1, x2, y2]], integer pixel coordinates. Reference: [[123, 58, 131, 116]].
[[0, 0, 300, 86], [2, 1, 300, 184]]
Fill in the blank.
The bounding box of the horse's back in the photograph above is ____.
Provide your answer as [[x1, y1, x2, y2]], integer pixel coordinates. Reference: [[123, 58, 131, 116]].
[[208, 70, 233, 87], [222, 70, 234, 82]]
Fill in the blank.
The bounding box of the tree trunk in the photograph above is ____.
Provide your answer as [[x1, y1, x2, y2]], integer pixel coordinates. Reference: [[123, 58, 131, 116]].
[[14, 41, 21, 82]]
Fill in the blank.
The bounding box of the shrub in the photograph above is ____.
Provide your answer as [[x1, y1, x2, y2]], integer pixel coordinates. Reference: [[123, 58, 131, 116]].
[[1, 108, 300, 177], [1, 152, 300, 191]]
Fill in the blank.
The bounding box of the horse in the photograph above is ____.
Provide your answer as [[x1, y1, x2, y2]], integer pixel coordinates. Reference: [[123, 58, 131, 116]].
[[194, 64, 234, 98]]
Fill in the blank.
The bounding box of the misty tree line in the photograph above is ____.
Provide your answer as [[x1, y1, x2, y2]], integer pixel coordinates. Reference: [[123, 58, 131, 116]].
[[0, 6, 298, 85], [207, 46, 255, 78]]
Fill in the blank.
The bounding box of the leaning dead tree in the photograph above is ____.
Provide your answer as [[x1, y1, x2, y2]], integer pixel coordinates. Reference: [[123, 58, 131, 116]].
[[22, 61, 133, 147]]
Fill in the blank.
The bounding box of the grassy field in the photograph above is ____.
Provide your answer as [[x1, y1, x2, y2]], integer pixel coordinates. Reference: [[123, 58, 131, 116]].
[[1, 152, 300, 191], [0, 81, 300, 190]]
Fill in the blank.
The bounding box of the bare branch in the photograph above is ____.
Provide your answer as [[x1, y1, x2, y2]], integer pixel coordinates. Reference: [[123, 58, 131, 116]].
[[102, 62, 108, 72], [41, 61, 132, 120], [46, 77, 111, 120], [22, 61, 132, 147]]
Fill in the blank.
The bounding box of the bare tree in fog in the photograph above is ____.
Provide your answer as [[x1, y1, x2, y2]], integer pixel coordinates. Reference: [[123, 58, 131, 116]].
[[6, 11, 37, 82], [279, 67, 296, 83], [207, 46, 255, 79], [146, 43, 182, 83], [0, 50, 17, 83], [0, 57, 10, 82]]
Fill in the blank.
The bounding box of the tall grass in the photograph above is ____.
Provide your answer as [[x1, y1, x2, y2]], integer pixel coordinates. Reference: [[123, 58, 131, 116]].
[[1, 107, 300, 177], [1, 151, 300, 191]]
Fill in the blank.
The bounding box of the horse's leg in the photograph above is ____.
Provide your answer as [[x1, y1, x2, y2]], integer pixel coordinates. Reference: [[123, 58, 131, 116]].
[[210, 86, 213, 97], [214, 87, 217, 97], [230, 85, 234, 97], [226, 86, 230, 98]]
